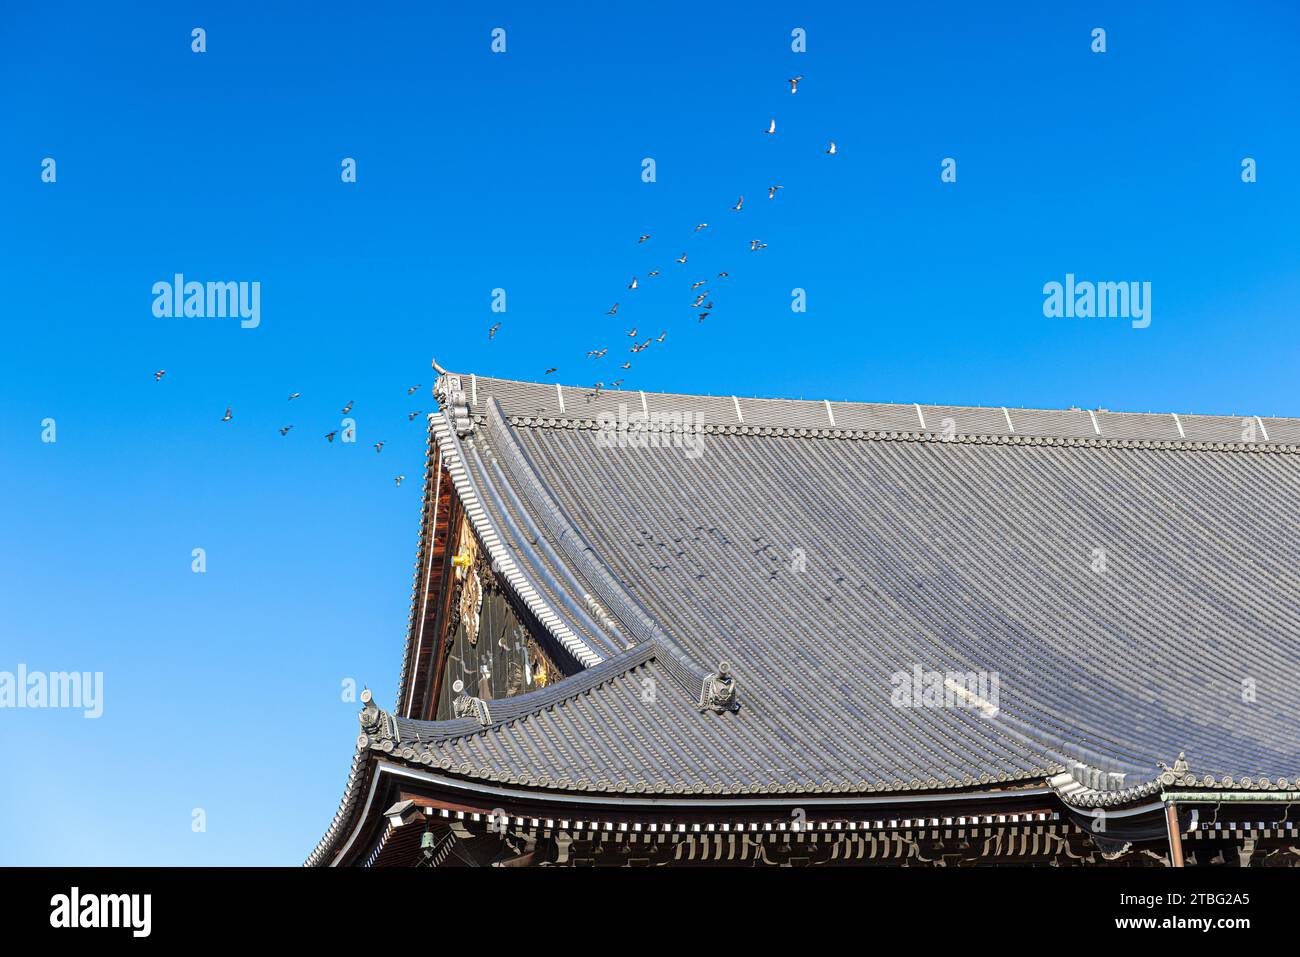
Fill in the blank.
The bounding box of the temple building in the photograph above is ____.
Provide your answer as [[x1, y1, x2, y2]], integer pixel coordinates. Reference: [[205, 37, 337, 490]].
[[308, 368, 1300, 867]]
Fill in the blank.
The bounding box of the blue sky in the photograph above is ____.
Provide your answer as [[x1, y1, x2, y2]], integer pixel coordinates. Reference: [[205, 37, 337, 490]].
[[1, 1, 1297, 865]]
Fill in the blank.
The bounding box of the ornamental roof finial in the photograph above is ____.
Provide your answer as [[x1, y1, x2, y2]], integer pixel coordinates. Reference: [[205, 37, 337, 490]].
[[433, 367, 473, 436], [358, 688, 397, 742], [451, 679, 493, 726], [699, 660, 739, 713]]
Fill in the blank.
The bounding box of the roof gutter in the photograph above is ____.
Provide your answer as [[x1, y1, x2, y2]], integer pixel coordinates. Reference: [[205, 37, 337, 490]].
[[1161, 790, 1300, 802]]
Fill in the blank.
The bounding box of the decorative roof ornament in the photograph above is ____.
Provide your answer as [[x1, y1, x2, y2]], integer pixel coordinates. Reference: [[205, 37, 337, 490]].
[[359, 688, 398, 743], [432, 360, 474, 436], [699, 661, 739, 713], [1157, 751, 1192, 786], [451, 679, 493, 726]]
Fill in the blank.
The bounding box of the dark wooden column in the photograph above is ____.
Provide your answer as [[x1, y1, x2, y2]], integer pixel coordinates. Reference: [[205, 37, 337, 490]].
[[1164, 802, 1185, 867]]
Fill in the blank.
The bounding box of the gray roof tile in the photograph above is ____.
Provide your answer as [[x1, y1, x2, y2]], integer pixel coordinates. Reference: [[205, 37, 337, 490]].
[[379, 374, 1300, 802]]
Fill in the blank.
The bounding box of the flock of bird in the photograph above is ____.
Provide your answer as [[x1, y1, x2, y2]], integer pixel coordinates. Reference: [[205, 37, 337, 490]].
[[151, 368, 418, 486], [484, 73, 834, 398], [153, 75, 833, 483]]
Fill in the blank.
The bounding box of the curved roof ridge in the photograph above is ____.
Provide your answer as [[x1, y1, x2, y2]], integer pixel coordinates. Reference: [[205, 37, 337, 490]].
[[483, 397, 723, 706], [1048, 769, 1165, 809], [394, 642, 657, 745], [430, 410, 606, 668], [462, 372, 1300, 449], [304, 738, 373, 867], [306, 648, 652, 867]]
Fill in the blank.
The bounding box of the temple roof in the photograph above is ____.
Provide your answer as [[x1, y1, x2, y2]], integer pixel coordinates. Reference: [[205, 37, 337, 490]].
[[311, 371, 1300, 864]]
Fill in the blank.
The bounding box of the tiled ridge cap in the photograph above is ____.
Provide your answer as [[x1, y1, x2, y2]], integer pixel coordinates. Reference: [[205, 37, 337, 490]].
[[456, 373, 1300, 450], [393, 642, 658, 746], [503, 415, 1300, 454]]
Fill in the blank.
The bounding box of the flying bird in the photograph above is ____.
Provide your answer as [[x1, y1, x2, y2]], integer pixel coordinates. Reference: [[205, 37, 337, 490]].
[[341, 400, 353, 414], [628, 276, 638, 290], [288, 392, 301, 401], [343, 427, 354, 441], [692, 294, 707, 307], [374, 440, 385, 453], [638, 234, 650, 243], [408, 411, 422, 421], [656, 331, 667, 343], [607, 303, 619, 315], [732, 196, 744, 211], [325, 431, 338, 442], [750, 240, 767, 251], [765, 118, 776, 135], [694, 223, 708, 232], [488, 322, 501, 339], [676, 253, 688, 264], [153, 370, 166, 381], [221, 407, 232, 422], [788, 76, 803, 94], [611, 379, 624, 388], [544, 367, 557, 375], [626, 328, 638, 337], [826, 141, 837, 155], [395, 475, 405, 487], [717, 271, 729, 279], [768, 185, 783, 199], [279, 425, 293, 436], [691, 280, 707, 290], [621, 361, 632, 369], [698, 312, 710, 322], [648, 270, 660, 277], [407, 384, 421, 395]]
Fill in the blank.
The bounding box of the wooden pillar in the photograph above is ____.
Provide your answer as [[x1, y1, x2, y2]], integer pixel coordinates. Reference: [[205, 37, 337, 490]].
[[1164, 802, 1185, 867]]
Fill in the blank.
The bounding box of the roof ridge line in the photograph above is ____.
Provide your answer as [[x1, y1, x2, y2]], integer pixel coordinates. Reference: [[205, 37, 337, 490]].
[[398, 642, 658, 743], [463, 372, 1296, 425], [504, 414, 1300, 454], [454, 371, 1300, 450]]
